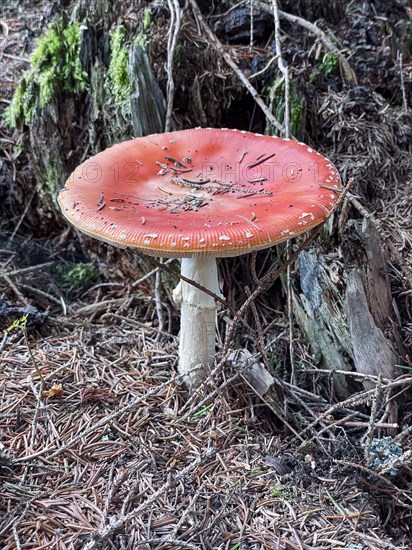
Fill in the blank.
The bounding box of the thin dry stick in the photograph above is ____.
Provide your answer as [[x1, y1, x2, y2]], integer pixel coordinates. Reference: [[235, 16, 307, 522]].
[[394, 422, 412, 445], [159, 0, 182, 337], [178, 370, 240, 421], [256, 1, 357, 85], [0, 501, 30, 539], [325, 420, 398, 429], [249, 0, 254, 51], [398, 52, 408, 114], [84, 448, 217, 549], [347, 193, 381, 227], [148, 256, 227, 308], [272, 0, 290, 137], [100, 466, 128, 529], [363, 374, 383, 464], [172, 483, 205, 536], [154, 260, 165, 343], [377, 449, 412, 476], [245, 286, 266, 364], [272, 0, 296, 384], [291, 376, 412, 445], [16, 372, 185, 462], [334, 459, 412, 505], [6, 261, 55, 278], [1, 273, 29, 305], [19, 373, 45, 486], [131, 258, 174, 290], [188, 0, 287, 135], [249, 55, 278, 79], [12, 525, 22, 550], [8, 188, 37, 245], [18, 282, 68, 309], [0, 330, 7, 353], [165, 0, 182, 132]]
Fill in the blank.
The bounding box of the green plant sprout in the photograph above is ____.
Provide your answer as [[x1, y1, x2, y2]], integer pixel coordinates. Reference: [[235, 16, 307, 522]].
[[269, 485, 291, 499], [7, 314, 28, 332], [175, 44, 187, 65], [7, 315, 44, 381], [319, 52, 339, 77], [396, 364, 412, 371], [190, 403, 214, 419]]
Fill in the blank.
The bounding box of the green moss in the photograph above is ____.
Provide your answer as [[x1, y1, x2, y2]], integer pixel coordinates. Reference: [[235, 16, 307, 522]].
[[134, 32, 148, 50], [56, 262, 100, 292], [108, 27, 131, 110], [267, 77, 306, 140], [42, 165, 60, 202], [291, 95, 305, 130], [134, 8, 153, 50], [142, 8, 152, 32], [108, 11, 153, 111], [4, 78, 27, 127], [5, 20, 88, 127], [271, 354, 282, 376], [269, 486, 292, 499], [308, 71, 317, 84], [175, 44, 186, 65], [319, 52, 339, 77]]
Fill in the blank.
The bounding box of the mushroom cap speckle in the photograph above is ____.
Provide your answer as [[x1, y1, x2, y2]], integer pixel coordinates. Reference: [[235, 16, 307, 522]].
[[58, 128, 342, 258]]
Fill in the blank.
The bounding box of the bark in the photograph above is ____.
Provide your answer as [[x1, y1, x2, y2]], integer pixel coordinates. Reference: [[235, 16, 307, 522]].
[[294, 250, 352, 397], [293, 217, 405, 400]]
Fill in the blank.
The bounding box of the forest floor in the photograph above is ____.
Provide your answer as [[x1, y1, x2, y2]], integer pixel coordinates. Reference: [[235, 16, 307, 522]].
[[0, 1, 412, 549]]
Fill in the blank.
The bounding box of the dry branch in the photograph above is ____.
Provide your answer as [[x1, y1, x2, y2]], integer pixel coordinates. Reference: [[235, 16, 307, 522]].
[[256, 1, 358, 85], [188, 0, 287, 135]]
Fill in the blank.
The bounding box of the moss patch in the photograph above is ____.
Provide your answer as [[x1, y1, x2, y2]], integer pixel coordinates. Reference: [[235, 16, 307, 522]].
[[107, 11, 153, 115], [55, 262, 100, 293], [134, 7, 152, 49], [5, 20, 88, 127], [319, 52, 339, 77], [107, 26, 131, 112], [267, 77, 306, 140]]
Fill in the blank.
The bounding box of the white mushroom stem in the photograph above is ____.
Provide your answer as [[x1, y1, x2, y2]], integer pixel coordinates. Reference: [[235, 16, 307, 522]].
[[172, 256, 224, 389]]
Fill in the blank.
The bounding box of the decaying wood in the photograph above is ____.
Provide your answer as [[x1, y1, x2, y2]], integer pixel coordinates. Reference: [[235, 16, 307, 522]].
[[229, 348, 277, 397], [346, 270, 397, 382], [294, 250, 352, 397], [129, 45, 166, 137], [343, 218, 405, 358], [342, 217, 403, 433], [293, 213, 404, 403], [226, 349, 304, 438], [346, 218, 404, 428]]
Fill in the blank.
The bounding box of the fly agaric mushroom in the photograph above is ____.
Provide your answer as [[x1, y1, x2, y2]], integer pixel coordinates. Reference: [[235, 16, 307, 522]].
[[58, 128, 342, 388]]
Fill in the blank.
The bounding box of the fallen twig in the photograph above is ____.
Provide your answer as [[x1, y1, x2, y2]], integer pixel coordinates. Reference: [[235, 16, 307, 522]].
[[165, 0, 182, 132], [188, 0, 287, 135], [84, 447, 217, 549], [256, 1, 357, 85]]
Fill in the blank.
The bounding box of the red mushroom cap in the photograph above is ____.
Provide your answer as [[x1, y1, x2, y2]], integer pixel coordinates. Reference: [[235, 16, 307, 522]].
[[58, 128, 342, 257]]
